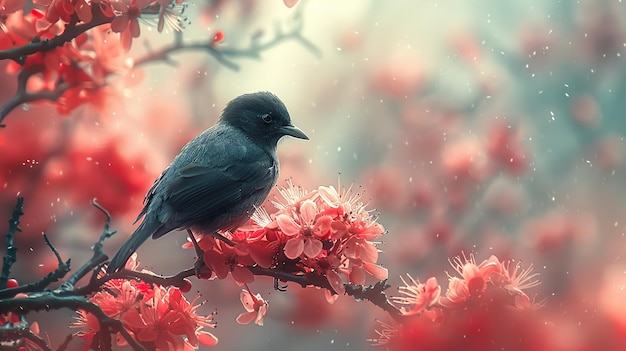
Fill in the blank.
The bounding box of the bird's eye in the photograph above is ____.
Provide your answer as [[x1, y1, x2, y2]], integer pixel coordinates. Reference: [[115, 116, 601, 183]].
[[261, 114, 273, 124]]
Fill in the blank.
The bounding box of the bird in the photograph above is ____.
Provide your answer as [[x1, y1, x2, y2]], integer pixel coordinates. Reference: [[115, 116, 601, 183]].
[[107, 92, 308, 273]]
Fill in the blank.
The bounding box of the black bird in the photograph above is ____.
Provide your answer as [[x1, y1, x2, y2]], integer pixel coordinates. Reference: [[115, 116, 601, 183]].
[[107, 92, 308, 273]]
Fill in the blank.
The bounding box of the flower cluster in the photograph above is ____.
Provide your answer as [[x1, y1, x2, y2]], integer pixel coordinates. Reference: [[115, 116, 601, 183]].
[[390, 253, 542, 317], [72, 258, 217, 350], [0, 0, 186, 115], [193, 180, 388, 299], [379, 253, 544, 349]]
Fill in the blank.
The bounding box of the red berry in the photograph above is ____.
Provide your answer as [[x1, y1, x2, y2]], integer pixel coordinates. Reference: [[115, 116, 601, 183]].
[[6, 279, 18, 289], [213, 31, 225, 44]]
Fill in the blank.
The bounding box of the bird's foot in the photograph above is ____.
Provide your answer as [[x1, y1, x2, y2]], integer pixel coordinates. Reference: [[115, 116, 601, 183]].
[[194, 254, 212, 279], [187, 229, 212, 279]]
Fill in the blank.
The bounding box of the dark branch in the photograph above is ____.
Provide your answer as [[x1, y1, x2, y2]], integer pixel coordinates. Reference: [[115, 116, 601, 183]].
[[0, 10, 112, 62], [247, 265, 404, 320], [0, 294, 147, 351], [133, 13, 320, 71], [0, 232, 72, 299], [1, 197, 24, 290], [0, 317, 53, 351], [61, 199, 116, 290]]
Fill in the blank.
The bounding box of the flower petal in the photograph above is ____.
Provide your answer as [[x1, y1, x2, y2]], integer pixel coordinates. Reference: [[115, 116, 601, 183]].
[[300, 199, 317, 224], [363, 262, 388, 280], [303, 238, 323, 258], [236, 311, 256, 325], [326, 269, 345, 295], [276, 214, 301, 236], [111, 15, 129, 33], [198, 331, 219, 346], [232, 266, 255, 284], [318, 185, 339, 207], [284, 237, 304, 259]]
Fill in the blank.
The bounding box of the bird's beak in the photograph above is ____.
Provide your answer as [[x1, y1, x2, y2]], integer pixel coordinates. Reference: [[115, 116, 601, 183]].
[[281, 124, 309, 140]]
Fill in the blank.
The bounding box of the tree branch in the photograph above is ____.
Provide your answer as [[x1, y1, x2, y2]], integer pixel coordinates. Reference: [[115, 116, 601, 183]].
[[0, 197, 24, 290], [247, 266, 404, 320], [0, 294, 147, 351], [0, 10, 112, 62], [60, 199, 116, 290], [133, 13, 320, 70]]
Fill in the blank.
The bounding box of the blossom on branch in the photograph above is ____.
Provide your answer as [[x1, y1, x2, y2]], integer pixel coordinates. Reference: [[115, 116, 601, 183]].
[[381, 253, 544, 349], [191, 180, 389, 301], [72, 256, 218, 350]]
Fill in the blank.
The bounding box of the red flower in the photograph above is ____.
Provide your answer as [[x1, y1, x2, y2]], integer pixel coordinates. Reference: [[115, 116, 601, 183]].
[[110, 0, 150, 51], [199, 235, 255, 284], [277, 199, 332, 259]]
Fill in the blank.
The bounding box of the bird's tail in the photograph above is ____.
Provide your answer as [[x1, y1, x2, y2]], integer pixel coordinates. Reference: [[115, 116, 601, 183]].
[[107, 218, 161, 273]]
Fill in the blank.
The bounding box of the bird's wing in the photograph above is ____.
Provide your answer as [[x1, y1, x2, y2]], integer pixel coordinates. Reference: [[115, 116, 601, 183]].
[[134, 166, 170, 224], [155, 145, 274, 237]]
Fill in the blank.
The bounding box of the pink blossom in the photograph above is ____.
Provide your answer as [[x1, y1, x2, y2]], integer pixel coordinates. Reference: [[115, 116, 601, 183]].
[[441, 253, 501, 306], [391, 275, 441, 316], [236, 287, 268, 326], [110, 0, 150, 51], [277, 199, 332, 259]]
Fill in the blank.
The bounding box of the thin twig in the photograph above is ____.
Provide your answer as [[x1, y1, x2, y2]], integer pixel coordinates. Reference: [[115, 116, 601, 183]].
[[133, 13, 320, 70], [0, 197, 24, 290], [0, 234, 72, 298], [61, 199, 116, 290]]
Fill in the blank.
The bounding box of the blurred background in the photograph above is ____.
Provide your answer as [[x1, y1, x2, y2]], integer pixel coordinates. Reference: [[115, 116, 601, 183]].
[[2, 0, 626, 349]]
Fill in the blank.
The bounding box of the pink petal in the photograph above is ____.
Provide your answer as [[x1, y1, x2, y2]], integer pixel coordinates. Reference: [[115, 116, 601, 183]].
[[254, 304, 267, 326], [363, 262, 388, 280], [284, 237, 304, 259], [75, 0, 93, 23], [359, 240, 379, 263], [30, 321, 40, 335], [110, 16, 128, 33], [326, 269, 345, 295], [303, 238, 323, 258], [232, 266, 255, 284], [318, 185, 339, 207], [236, 311, 256, 325], [239, 290, 254, 312], [198, 331, 218, 346], [120, 27, 132, 52], [360, 222, 384, 241], [349, 266, 366, 285], [130, 18, 140, 38], [283, 0, 298, 8], [300, 199, 317, 224], [313, 215, 332, 238], [276, 214, 301, 236], [325, 289, 339, 304]]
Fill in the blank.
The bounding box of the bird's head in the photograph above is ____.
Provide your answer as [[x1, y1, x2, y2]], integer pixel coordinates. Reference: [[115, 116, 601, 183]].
[[220, 92, 308, 146]]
